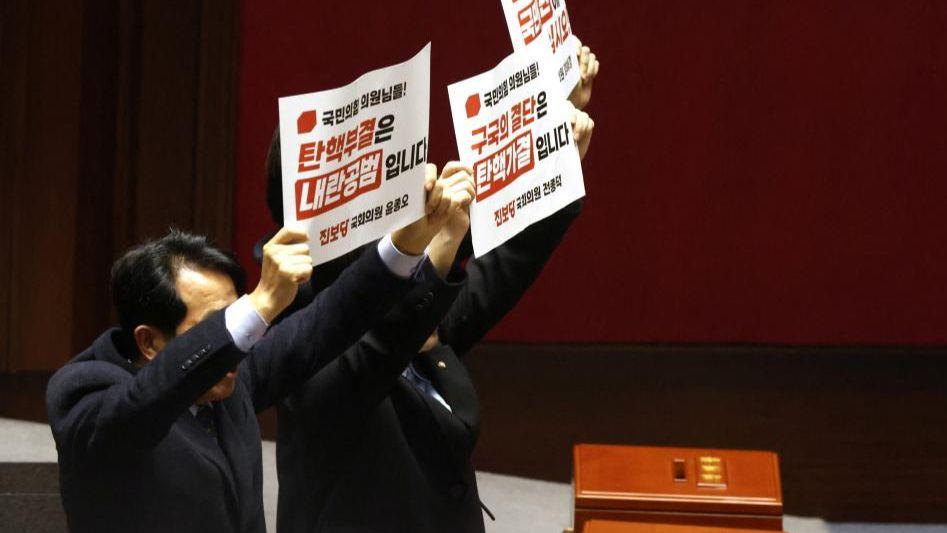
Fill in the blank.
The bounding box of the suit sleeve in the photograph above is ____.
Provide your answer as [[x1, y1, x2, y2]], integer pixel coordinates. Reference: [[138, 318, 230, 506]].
[[438, 199, 582, 357], [243, 243, 418, 411], [46, 311, 242, 465], [285, 258, 465, 427]]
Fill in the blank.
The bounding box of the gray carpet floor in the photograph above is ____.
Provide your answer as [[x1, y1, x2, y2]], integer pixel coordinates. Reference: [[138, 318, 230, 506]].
[[3, 418, 944, 533]]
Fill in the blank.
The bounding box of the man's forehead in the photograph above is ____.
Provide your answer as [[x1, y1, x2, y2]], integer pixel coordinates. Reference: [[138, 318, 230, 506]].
[[175, 266, 237, 302], [174, 266, 237, 330]]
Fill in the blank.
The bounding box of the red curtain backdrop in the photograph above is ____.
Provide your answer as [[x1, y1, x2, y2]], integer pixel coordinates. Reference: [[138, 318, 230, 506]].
[[234, 0, 947, 345]]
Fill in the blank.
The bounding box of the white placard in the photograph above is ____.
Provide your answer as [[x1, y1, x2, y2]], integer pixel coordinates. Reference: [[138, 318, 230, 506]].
[[448, 47, 584, 257], [278, 44, 430, 266], [500, 0, 581, 97]]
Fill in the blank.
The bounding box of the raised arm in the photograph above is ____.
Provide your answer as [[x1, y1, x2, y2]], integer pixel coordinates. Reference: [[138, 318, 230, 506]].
[[47, 312, 244, 465], [438, 200, 582, 358], [46, 227, 322, 464], [244, 164, 475, 411], [286, 163, 474, 422], [288, 259, 465, 427]]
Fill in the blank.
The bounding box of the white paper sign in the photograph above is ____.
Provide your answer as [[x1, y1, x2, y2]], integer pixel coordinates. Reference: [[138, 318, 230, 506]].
[[278, 44, 430, 266], [500, 0, 581, 97], [448, 47, 585, 257]]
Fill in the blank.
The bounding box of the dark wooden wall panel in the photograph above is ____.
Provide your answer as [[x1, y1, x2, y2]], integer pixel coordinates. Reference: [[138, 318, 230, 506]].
[[73, 0, 121, 353], [193, 0, 238, 246], [0, 0, 238, 372], [0, 0, 21, 372], [112, 1, 143, 254], [4, 0, 83, 371], [132, 1, 203, 239]]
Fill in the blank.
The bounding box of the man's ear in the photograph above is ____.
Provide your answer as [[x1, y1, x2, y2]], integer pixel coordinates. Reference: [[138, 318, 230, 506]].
[[133, 325, 168, 362]]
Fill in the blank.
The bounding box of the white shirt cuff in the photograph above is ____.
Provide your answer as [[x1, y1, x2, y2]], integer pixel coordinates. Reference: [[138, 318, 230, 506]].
[[224, 295, 269, 352], [377, 234, 426, 278]]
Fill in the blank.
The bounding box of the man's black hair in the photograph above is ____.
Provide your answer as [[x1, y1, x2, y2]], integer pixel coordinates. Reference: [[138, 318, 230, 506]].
[[265, 125, 284, 226], [110, 229, 247, 342]]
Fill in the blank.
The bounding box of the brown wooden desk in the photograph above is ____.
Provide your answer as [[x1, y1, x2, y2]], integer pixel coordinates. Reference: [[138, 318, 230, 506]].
[[574, 444, 783, 531], [583, 520, 787, 533]]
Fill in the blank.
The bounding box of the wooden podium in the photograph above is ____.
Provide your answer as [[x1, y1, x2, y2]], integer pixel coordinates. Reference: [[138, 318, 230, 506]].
[[583, 520, 786, 533], [572, 445, 783, 531]]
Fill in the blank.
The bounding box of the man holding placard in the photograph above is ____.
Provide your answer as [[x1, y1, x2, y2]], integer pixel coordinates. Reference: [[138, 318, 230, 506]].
[[255, 44, 597, 532], [45, 189, 464, 533], [47, 40, 466, 530]]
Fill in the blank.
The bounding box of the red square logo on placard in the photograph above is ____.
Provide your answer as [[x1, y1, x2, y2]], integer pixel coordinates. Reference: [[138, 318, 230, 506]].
[[297, 110, 318, 134], [465, 94, 481, 119]]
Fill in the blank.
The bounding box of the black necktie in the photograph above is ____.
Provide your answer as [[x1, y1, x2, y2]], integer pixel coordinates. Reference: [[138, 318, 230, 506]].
[[194, 405, 217, 437]]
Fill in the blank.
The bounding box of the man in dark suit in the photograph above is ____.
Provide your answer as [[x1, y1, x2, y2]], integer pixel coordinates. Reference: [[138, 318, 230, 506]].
[[263, 77, 598, 531], [45, 167, 474, 533]]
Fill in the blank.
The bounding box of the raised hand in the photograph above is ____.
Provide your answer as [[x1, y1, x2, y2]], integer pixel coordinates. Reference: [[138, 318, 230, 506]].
[[569, 103, 595, 160], [568, 39, 600, 110], [249, 227, 313, 323], [392, 163, 475, 256], [428, 162, 475, 232], [427, 161, 476, 277]]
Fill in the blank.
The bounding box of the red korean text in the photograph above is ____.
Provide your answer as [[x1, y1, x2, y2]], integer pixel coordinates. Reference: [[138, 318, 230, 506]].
[[295, 150, 383, 220]]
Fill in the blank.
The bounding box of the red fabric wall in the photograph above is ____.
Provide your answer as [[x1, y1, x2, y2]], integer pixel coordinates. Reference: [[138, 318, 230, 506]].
[[234, 0, 947, 345]]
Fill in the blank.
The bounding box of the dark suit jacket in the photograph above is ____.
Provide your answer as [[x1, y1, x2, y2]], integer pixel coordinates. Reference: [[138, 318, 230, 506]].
[[46, 246, 420, 533], [274, 201, 582, 533]]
